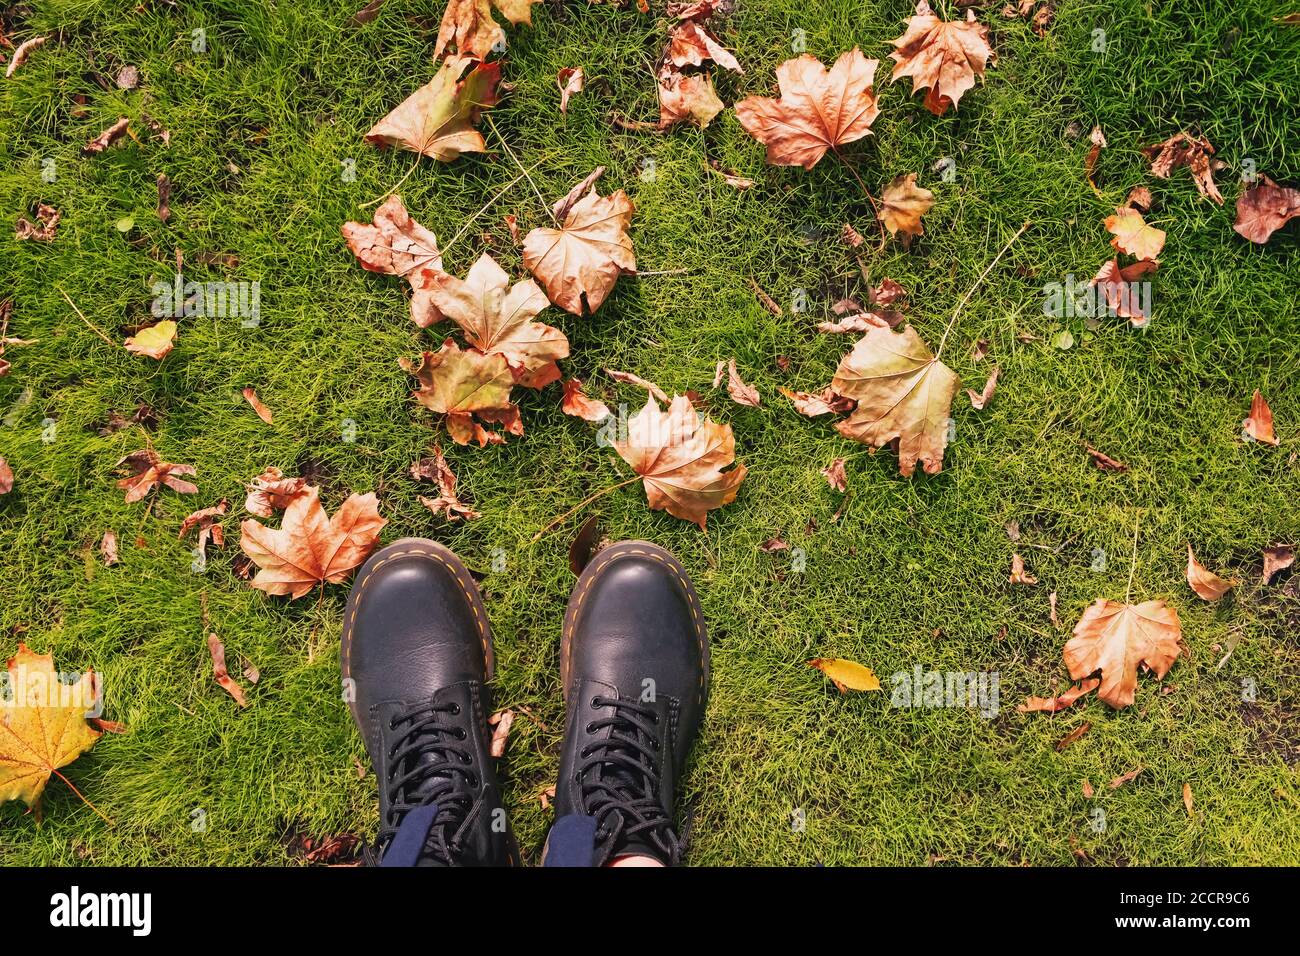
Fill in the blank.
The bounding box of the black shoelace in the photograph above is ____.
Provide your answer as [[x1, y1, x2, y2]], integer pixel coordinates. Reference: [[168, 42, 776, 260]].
[[378, 700, 480, 865], [577, 695, 681, 866]]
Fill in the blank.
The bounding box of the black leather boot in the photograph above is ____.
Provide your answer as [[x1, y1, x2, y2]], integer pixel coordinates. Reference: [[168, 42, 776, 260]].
[[548, 541, 709, 866], [341, 538, 515, 866]]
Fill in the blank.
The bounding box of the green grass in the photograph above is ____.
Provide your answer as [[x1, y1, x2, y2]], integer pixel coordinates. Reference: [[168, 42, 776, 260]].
[[2, 0, 1298, 866]]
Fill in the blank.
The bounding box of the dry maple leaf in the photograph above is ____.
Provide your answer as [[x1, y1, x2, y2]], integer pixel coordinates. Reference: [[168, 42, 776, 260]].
[[657, 65, 725, 129], [830, 324, 959, 476], [365, 55, 501, 162], [1142, 132, 1224, 205], [1233, 175, 1300, 244], [1017, 677, 1099, 713], [889, 1, 995, 116], [342, 195, 446, 327], [666, 21, 742, 72], [1126, 185, 1153, 212], [244, 467, 308, 517], [402, 339, 517, 419], [807, 658, 881, 693], [558, 66, 584, 113], [724, 358, 759, 407], [1242, 389, 1279, 446], [522, 171, 636, 315], [1186, 544, 1237, 601], [0, 645, 101, 809], [414, 444, 481, 521], [115, 449, 197, 503], [425, 253, 569, 384], [611, 394, 747, 528], [1262, 544, 1295, 584], [561, 378, 611, 421], [179, 499, 229, 559], [1090, 258, 1157, 324], [1063, 599, 1182, 709], [734, 48, 880, 170], [435, 0, 540, 60], [239, 485, 386, 599], [124, 320, 177, 360], [1104, 207, 1165, 261], [878, 173, 934, 247]]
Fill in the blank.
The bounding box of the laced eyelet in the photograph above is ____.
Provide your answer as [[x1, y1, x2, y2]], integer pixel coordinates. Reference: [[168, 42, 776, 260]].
[[590, 696, 601, 708], [456, 728, 468, 740], [388, 718, 398, 731], [585, 722, 596, 733], [449, 703, 461, 715]]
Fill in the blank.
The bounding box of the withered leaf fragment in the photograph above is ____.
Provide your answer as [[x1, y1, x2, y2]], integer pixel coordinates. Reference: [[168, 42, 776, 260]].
[[414, 445, 481, 521], [244, 467, 308, 518], [207, 633, 248, 707], [82, 117, 130, 155], [1262, 545, 1295, 584], [523, 170, 636, 315], [1104, 207, 1165, 261], [0, 457, 12, 495], [560, 378, 611, 422], [821, 458, 848, 492], [100, 530, 119, 566], [780, 386, 854, 417], [557, 67, 584, 113], [1090, 258, 1156, 324], [115, 449, 197, 503], [830, 324, 959, 476], [966, 365, 999, 410], [179, 499, 230, 559], [1009, 552, 1037, 585], [365, 56, 501, 162], [15, 203, 59, 242], [1017, 677, 1099, 713], [239, 486, 386, 599], [1142, 132, 1224, 205], [666, 21, 741, 72], [1242, 389, 1279, 446], [5, 35, 49, 79], [1233, 176, 1300, 243], [657, 65, 724, 130], [1063, 599, 1182, 709], [342, 195, 445, 328], [807, 658, 881, 693], [242, 388, 273, 424], [889, 1, 995, 116], [724, 358, 759, 407], [878, 173, 934, 247], [611, 395, 747, 528], [1086, 445, 1128, 472], [1186, 544, 1237, 601], [124, 320, 177, 360], [734, 48, 880, 169]]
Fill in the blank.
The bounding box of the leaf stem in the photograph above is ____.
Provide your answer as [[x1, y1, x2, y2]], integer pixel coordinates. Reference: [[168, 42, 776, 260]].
[[832, 147, 886, 249], [361, 154, 422, 209], [442, 159, 548, 258], [1125, 514, 1142, 604], [934, 220, 1031, 361], [58, 288, 115, 345], [531, 475, 641, 544], [485, 116, 557, 225]]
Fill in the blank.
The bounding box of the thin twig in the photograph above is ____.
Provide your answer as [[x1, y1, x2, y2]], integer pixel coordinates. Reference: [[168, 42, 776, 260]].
[[485, 116, 556, 225], [58, 288, 115, 345], [1125, 514, 1142, 603], [634, 268, 690, 277], [531, 476, 640, 544], [833, 147, 886, 248], [934, 221, 1031, 361], [361, 154, 422, 209], [441, 161, 547, 257]]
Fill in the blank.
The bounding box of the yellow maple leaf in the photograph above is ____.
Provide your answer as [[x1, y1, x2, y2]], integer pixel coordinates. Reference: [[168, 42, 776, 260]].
[[0, 644, 102, 811]]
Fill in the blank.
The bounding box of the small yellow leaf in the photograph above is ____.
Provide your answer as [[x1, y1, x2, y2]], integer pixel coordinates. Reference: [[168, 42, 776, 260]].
[[1183, 782, 1194, 817], [124, 320, 177, 360], [808, 658, 881, 693]]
